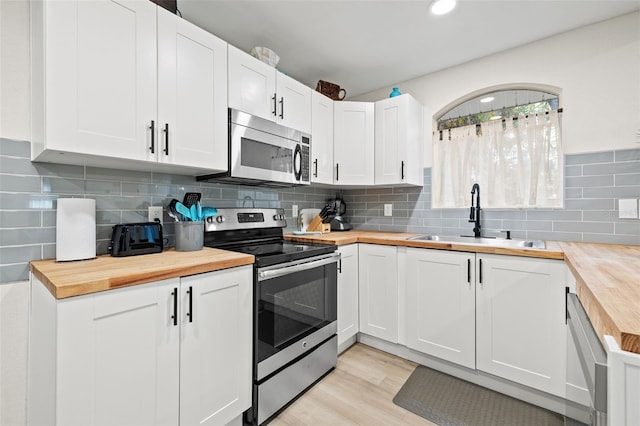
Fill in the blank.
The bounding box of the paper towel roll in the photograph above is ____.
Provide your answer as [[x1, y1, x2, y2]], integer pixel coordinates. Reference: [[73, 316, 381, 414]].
[[56, 198, 96, 261]]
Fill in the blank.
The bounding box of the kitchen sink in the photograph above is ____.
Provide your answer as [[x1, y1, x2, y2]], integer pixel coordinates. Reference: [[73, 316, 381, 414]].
[[406, 234, 546, 249]]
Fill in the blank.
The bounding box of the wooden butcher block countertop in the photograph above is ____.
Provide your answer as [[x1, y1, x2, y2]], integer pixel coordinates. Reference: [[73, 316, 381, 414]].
[[286, 230, 564, 260], [30, 248, 254, 299], [559, 242, 640, 354]]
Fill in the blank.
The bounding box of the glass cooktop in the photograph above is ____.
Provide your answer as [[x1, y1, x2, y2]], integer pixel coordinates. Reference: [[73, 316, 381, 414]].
[[223, 241, 337, 267]]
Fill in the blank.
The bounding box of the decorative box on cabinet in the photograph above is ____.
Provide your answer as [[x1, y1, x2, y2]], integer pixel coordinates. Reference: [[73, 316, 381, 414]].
[[228, 45, 311, 133], [333, 101, 375, 185], [28, 266, 252, 426], [374, 94, 424, 186], [31, 0, 228, 175]]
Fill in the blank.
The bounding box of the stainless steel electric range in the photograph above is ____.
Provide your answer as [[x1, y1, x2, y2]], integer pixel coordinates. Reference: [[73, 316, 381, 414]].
[[203, 208, 339, 425]]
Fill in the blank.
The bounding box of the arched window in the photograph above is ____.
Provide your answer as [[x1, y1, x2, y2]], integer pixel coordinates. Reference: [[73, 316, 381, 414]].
[[432, 87, 563, 209]]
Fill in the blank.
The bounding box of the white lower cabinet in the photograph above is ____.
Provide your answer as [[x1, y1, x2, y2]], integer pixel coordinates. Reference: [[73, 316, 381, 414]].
[[405, 248, 476, 369], [358, 244, 398, 343], [179, 268, 252, 426], [28, 266, 252, 426], [405, 249, 568, 398], [476, 254, 567, 398], [337, 244, 359, 346]]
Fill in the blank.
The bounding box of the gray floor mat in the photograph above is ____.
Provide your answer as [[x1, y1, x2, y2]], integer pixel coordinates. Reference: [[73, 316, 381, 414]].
[[393, 365, 566, 426]]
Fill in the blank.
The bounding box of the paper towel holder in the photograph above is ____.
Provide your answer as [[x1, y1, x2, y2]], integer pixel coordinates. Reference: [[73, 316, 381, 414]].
[[56, 198, 97, 261]]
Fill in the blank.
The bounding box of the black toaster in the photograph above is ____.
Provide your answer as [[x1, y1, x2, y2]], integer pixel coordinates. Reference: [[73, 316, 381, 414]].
[[108, 222, 164, 257]]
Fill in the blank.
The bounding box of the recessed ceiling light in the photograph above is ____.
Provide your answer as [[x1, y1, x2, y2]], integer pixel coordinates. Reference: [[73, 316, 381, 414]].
[[480, 96, 495, 103], [430, 0, 456, 15]]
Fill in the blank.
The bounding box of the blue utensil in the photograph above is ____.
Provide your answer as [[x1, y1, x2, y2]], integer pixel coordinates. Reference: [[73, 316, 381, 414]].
[[196, 202, 203, 221], [202, 206, 218, 218], [190, 204, 197, 222], [175, 201, 192, 221]]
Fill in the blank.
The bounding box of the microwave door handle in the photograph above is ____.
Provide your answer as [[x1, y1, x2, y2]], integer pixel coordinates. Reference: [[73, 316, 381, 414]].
[[258, 253, 340, 281]]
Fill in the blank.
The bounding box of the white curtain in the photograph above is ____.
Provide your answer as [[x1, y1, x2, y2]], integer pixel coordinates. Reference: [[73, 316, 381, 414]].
[[433, 110, 563, 208]]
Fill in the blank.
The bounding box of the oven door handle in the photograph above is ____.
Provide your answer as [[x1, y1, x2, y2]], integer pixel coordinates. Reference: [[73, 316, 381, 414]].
[[258, 252, 340, 281]]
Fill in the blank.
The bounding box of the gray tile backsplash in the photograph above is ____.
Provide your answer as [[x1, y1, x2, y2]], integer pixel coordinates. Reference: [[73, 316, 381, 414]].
[[0, 138, 335, 283], [343, 147, 640, 245], [1, 137, 639, 284]]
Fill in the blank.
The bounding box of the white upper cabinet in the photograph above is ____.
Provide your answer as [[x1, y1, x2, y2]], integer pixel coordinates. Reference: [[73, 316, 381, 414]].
[[228, 45, 311, 133], [311, 91, 334, 184], [31, 0, 157, 163], [227, 45, 276, 122], [277, 72, 312, 133], [30, 0, 228, 175], [375, 94, 424, 186], [156, 7, 228, 172], [333, 101, 375, 185]]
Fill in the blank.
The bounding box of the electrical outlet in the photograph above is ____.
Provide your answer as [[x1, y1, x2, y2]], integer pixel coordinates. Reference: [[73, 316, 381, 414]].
[[148, 206, 163, 226], [384, 204, 393, 216], [292, 204, 299, 218]]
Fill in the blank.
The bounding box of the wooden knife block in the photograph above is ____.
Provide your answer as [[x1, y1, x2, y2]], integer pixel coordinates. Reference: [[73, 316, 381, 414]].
[[307, 215, 331, 233]]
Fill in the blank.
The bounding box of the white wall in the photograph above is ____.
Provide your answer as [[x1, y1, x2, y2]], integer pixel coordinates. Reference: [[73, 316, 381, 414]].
[[0, 0, 31, 141], [354, 12, 640, 167], [0, 2, 31, 425]]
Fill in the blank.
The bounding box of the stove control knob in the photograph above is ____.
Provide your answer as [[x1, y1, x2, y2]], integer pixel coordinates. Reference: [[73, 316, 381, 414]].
[[273, 214, 279, 221], [215, 215, 225, 223]]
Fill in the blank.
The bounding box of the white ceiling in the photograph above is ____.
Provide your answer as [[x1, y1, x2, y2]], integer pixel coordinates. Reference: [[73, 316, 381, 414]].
[[178, 0, 640, 99]]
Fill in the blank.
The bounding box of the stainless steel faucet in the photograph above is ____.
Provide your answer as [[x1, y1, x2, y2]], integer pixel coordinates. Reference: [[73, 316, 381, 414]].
[[469, 183, 481, 238]]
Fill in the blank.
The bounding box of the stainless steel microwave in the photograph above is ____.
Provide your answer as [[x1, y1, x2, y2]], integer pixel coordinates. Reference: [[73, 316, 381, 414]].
[[197, 109, 310, 187]]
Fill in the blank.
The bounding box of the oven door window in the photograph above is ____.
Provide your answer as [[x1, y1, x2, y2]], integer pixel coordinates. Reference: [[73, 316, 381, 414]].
[[257, 263, 337, 363]]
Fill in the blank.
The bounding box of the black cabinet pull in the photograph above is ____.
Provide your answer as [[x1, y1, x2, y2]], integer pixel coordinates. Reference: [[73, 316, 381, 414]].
[[479, 259, 483, 284], [314, 159, 318, 178], [272, 93, 277, 116], [467, 259, 471, 283], [401, 160, 405, 180], [279, 97, 284, 119], [336, 163, 339, 181], [186, 286, 193, 323], [171, 288, 177, 326], [338, 258, 342, 274], [163, 123, 169, 155], [565, 286, 570, 325], [149, 120, 155, 153]]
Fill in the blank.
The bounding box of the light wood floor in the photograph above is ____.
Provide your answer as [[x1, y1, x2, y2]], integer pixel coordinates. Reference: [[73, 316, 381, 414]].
[[270, 343, 435, 426]]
